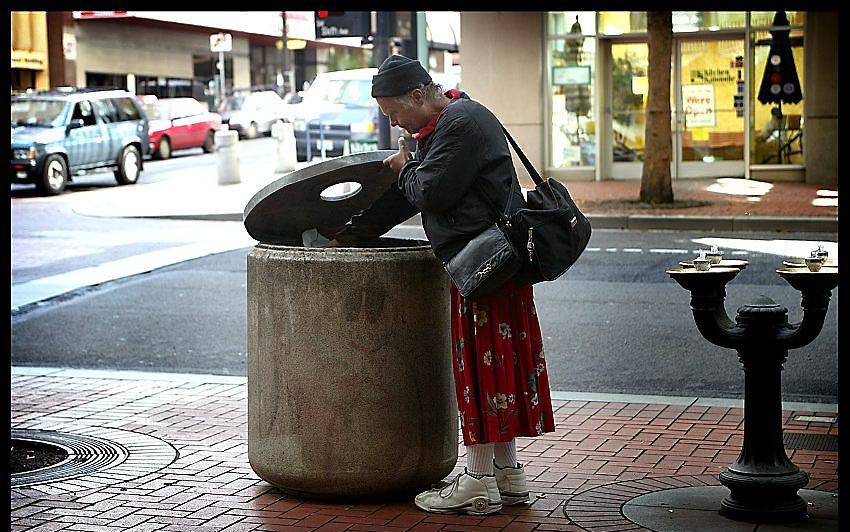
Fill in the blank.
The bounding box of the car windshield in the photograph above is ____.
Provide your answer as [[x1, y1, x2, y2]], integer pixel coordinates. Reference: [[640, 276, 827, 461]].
[[306, 78, 373, 107], [11, 99, 67, 127], [219, 96, 246, 112], [140, 102, 165, 120]]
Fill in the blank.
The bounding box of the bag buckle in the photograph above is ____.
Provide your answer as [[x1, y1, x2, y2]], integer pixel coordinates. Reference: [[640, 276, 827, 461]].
[[526, 227, 535, 262]]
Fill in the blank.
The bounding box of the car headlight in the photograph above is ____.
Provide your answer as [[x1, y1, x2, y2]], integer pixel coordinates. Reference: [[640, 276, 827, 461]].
[[350, 121, 375, 134], [13, 146, 36, 161]]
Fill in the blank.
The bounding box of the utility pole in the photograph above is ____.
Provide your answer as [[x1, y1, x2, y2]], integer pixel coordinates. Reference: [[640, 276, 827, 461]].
[[375, 11, 392, 150], [281, 11, 289, 95]]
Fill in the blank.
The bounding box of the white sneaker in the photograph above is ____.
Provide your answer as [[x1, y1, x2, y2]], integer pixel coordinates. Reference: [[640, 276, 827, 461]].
[[494, 462, 531, 505], [414, 469, 503, 515]]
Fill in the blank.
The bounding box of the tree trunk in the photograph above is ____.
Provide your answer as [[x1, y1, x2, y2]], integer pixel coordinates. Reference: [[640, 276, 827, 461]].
[[640, 11, 674, 204]]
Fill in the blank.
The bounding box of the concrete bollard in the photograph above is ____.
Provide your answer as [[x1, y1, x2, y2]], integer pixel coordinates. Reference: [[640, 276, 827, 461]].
[[215, 128, 241, 185], [272, 120, 297, 173]]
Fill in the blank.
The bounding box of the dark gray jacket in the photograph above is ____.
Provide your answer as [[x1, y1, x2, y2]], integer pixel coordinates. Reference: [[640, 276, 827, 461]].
[[343, 92, 525, 263]]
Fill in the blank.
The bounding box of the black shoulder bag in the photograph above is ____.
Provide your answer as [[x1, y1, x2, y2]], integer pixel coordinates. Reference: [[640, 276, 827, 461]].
[[499, 124, 592, 286], [443, 175, 523, 300], [443, 124, 592, 300]]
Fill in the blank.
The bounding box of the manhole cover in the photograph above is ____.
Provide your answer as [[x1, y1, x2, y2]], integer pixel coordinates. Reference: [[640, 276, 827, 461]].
[[10, 427, 178, 493]]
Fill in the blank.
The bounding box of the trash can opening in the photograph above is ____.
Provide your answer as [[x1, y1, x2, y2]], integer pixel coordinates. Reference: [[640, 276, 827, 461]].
[[257, 238, 430, 250], [320, 181, 363, 202]]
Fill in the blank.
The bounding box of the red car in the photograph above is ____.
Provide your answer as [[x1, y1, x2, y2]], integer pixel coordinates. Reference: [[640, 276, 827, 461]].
[[138, 96, 222, 159]]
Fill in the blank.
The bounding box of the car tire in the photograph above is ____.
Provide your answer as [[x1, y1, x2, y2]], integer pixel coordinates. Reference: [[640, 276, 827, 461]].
[[202, 131, 216, 153], [38, 154, 68, 196], [156, 136, 172, 160], [114, 145, 142, 185], [245, 122, 258, 140]]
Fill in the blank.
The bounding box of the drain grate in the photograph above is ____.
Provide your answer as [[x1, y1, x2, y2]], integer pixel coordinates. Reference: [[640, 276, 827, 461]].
[[783, 432, 839, 451], [10, 426, 178, 494], [11, 429, 129, 487]]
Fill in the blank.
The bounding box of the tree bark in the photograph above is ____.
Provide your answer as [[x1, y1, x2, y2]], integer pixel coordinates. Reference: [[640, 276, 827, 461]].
[[640, 11, 674, 204]]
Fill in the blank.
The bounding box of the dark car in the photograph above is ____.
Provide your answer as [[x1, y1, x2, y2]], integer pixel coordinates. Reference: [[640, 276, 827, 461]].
[[11, 87, 149, 195], [138, 96, 222, 159], [292, 68, 408, 162]]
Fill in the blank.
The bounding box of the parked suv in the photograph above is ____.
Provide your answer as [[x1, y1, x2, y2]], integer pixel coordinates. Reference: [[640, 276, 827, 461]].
[[217, 90, 288, 139], [292, 68, 407, 162], [11, 87, 149, 195]]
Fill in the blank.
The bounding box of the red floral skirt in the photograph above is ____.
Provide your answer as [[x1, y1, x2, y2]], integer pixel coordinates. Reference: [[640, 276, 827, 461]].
[[450, 278, 555, 445]]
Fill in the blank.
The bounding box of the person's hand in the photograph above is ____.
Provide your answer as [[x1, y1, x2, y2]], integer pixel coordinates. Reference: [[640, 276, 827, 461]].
[[382, 137, 412, 174], [322, 239, 340, 248]]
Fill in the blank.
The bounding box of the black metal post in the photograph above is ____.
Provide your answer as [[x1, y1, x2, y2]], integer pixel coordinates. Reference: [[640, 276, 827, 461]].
[[667, 266, 838, 523], [281, 11, 289, 96], [375, 11, 392, 150]]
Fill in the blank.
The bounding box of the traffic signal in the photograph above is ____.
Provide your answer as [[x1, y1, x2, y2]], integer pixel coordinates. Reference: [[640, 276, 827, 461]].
[[315, 11, 371, 38]]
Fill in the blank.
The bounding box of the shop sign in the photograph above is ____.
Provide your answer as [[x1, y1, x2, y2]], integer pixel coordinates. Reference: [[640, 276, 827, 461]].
[[11, 50, 46, 70], [552, 65, 591, 86], [682, 83, 716, 127], [63, 33, 77, 60]]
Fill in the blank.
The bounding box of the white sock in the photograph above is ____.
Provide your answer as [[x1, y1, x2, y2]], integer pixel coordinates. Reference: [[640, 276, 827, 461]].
[[466, 443, 495, 477], [494, 439, 518, 469]]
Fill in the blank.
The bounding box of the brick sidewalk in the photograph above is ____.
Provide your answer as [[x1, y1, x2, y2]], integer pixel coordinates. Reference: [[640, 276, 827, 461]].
[[10, 370, 838, 531]]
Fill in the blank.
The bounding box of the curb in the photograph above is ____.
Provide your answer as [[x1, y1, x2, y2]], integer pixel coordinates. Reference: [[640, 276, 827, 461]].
[[587, 214, 838, 233]]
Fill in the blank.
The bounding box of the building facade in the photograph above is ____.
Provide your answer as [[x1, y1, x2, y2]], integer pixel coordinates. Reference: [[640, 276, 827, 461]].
[[461, 11, 837, 185], [11, 11, 836, 185]]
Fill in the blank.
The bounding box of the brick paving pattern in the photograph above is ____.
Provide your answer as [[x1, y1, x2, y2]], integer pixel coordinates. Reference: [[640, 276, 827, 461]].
[[10, 372, 838, 531]]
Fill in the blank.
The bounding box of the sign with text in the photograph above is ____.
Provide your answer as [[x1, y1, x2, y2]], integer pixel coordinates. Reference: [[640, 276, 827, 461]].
[[682, 84, 716, 128], [552, 65, 591, 86], [210, 33, 232, 53]]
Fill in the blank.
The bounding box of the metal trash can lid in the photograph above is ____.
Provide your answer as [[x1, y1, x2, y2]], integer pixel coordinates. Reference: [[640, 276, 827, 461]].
[[243, 151, 399, 244]]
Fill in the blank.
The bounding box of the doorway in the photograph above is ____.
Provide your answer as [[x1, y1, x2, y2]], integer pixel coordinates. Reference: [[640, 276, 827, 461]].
[[608, 36, 746, 179]]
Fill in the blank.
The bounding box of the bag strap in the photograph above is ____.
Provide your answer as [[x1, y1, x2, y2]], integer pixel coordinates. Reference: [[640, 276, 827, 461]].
[[500, 124, 544, 186], [469, 123, 542, 222]]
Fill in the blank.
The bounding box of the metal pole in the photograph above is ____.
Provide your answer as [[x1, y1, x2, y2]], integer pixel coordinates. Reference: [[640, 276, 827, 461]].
[[219, 50, 226, 105], [281, 11, 289, 95], [375, 11, 391, 150]]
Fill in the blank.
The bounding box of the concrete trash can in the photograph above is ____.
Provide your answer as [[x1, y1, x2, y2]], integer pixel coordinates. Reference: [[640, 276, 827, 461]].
[[243, 151, 457, 499]]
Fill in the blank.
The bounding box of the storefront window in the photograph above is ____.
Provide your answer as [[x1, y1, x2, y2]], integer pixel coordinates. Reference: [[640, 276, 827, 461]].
[[680, 39, 745, 162], [750, 12, 805, 28], [610, 43, 648, 162], [599, 12, 646, 35], [672, 12, 745, 32], [750, 23, 805, 165], [548, 11, 595, 35], [548, 16, 596, 168]]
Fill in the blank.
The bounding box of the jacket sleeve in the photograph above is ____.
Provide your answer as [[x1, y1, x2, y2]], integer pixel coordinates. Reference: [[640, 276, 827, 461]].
[[397, 112, 483, 212], [333, 184, 419, 244]]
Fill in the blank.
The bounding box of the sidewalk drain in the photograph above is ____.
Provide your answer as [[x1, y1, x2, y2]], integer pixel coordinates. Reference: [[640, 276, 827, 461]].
[[10, 427, 178, 493], [783, 432, 839, 451]]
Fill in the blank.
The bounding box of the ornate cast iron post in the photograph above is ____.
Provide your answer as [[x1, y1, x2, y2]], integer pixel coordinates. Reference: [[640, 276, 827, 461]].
[[667, 263, 838, 523]]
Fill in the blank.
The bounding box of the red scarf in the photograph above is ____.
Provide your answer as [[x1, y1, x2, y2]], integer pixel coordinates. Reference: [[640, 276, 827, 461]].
[[412, 89, 462, 141]]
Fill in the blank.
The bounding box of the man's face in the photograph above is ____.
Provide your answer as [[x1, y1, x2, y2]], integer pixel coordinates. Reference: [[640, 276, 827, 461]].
[[376, 91, 429, 134]]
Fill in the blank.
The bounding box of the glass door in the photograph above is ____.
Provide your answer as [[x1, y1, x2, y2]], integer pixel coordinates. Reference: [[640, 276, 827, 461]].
[[608, 37, 746, 179], [609, 42, 649, 179], [676, 38, 746, 177]]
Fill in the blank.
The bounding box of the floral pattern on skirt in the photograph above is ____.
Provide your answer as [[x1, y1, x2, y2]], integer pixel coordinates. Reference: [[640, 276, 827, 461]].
[[451, 278, 555, 445]]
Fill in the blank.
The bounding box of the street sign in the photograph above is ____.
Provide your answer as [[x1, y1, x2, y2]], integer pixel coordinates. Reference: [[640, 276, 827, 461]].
[[315, 11, 371, 38], [210, 33, 232, 53]]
